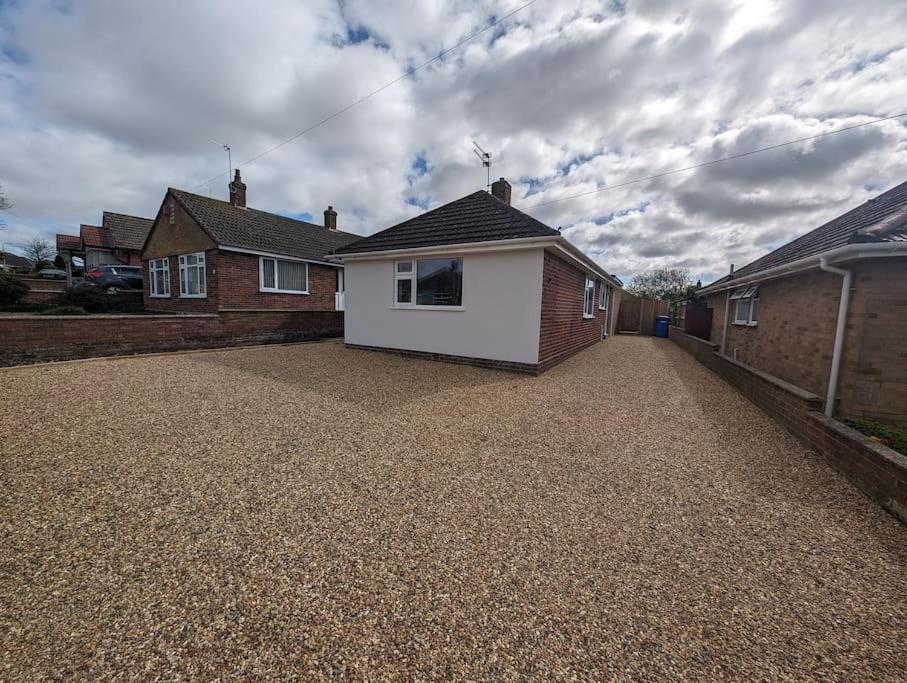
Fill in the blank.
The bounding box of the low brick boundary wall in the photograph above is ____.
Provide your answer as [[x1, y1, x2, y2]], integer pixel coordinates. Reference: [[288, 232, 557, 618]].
[[669, 325, 907, 522], [345, 344, 539, 375], [0, 310, 343, 366]]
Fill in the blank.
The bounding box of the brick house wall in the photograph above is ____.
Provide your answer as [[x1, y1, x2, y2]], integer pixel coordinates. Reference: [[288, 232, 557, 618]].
[[538, 251, 614, 371], [215, 252, 339, 311], [705, 258, 906, 427], [142, 189, 340, 313], [143, 249, 220, 314]]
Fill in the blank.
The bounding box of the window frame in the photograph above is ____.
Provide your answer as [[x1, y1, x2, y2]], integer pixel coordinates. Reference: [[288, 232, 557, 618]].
[[731, 285, 760, 326], [583, 277, 596, 319], [148, 257, 170, 298], [598, 281, 611, 311], [393, 256, 464, 311], [258, 256, 309, 295], [178, 252, 207, 299]]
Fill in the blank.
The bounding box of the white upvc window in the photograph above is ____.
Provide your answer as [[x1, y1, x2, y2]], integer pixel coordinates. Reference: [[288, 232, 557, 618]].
[[394, 257, 463, 309], [730, 285, 760, 325], [148, 258, 170, 297], [178, 252, 206, 298], [583, 277, 595, 318], [259, 256, 309, 294], [598, 281, 611, 311]]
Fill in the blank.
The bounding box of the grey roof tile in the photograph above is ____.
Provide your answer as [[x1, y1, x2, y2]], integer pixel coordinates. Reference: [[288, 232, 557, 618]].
[[334, 190, 559, 254], [170, 189, 360, 262], [102, 212, 154, 252]]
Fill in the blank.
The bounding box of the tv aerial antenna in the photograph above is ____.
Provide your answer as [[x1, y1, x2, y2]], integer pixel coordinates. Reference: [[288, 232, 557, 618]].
[[211, 139, 232, 198], [472, 141, 492, 189]]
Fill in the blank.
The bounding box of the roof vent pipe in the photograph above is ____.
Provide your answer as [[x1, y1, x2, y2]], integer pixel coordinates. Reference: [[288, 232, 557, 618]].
[[730, 263, 735, 275]]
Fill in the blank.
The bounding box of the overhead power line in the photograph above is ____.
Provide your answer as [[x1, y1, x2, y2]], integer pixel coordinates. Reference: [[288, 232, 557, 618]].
[[524, 112, 907, 210], [191, 0, 540, 191]]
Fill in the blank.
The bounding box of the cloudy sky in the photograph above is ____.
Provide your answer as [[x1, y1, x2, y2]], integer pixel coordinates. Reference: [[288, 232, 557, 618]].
[[1, 0, 906, 283]]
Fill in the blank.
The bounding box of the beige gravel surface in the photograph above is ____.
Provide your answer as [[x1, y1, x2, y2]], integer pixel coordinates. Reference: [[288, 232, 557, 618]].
[[1, 337, 905, 680]]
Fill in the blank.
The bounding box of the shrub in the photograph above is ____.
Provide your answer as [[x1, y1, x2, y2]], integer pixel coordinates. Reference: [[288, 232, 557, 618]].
[[53, 254, 66, 269], [55, 286, 109, 313], [0, 272, 29, 307], [39, 305, 87, 316], [842, 417, 907, 456]]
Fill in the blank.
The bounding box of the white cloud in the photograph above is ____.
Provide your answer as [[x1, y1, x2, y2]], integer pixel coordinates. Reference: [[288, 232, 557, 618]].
[[0, 0, 906, 284]]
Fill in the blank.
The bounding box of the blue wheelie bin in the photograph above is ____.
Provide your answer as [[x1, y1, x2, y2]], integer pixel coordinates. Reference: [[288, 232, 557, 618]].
[[655, 315, 670, 338]]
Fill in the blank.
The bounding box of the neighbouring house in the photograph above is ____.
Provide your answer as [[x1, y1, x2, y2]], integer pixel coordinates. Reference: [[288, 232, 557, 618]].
[[699, 180, 907, 427], [0, 251, 30, 271], [333, 178, 622, 374], [55, 212, 155, 271], [141, 170, 359, 315]]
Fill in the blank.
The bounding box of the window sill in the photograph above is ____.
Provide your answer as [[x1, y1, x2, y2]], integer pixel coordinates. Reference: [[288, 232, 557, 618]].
[[179, 294, 207, 299], [260, 289, 309, 295], [392, 304, 465, 312], [582, 314, 595, 319], [732, 321, 758, 327], [149, 294, 171, 298]]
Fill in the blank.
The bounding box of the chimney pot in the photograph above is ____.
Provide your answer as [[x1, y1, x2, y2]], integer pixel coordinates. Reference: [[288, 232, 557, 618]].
[[491, 177, 511, 205], [229, 169, 247, 208], [324, 205, 338, 230]]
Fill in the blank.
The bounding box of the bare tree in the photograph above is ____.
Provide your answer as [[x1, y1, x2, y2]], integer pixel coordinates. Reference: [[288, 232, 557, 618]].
[[23, 237, 53, 265], [0, 184, 10, 227]]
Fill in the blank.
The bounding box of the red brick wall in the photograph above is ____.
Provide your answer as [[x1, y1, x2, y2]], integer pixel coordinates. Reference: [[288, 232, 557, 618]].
[[538, 251, 610, 371], [214, 251, 338, 311], [705, 259, 906, 427], [143, 249, 220, 313], [0, 311, 343, 366], [143, 250, 339, 313]]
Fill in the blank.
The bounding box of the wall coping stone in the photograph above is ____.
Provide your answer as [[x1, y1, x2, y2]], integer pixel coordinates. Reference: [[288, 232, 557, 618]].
[[713, 350, 823, 404], [810, 412, 907, 474], [669, 325, 719, 350], [0, 313, 217, 320]]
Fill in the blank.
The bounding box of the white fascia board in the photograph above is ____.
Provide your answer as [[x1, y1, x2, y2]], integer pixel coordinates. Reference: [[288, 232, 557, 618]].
[[700, 241, 907, 294], [218, 245, 342, 268], [330, 236, 559, 262], [552, 239, 623, 288]]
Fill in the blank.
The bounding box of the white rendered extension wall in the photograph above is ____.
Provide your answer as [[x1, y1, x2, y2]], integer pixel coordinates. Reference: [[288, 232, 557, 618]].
[[343, 248, 545, 364]]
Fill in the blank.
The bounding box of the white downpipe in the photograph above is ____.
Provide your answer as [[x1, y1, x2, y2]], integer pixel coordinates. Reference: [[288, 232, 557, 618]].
[[720, 290, 730, 354], [819, 256, 853, 418]]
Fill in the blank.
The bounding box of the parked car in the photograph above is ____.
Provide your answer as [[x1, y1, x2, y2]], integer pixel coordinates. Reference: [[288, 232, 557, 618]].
[[37, 268, 68, 280], [85, 265, 143, 291]]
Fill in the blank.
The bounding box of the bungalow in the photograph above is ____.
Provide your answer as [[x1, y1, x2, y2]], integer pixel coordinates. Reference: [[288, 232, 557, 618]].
[[55, 212, 155, 271], [141, 170, 359, 315], [333, 178, 622, 374], [699, 179, 907, 427]]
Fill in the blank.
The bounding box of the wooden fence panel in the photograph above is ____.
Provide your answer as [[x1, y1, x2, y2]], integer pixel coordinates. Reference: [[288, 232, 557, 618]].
[[617, 298, 670, 335], [684, 306, 713, 341]]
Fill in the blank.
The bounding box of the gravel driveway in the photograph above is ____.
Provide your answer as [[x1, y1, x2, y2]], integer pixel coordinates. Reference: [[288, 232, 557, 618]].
[[1, 337, 904, 680]]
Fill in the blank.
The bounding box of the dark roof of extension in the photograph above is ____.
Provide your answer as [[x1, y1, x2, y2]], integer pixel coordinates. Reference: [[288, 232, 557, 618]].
[[716, 179, 907, 285], [102, 212, 154, 251], [170, 189, 360, 262], [334, 190, 560, 254]]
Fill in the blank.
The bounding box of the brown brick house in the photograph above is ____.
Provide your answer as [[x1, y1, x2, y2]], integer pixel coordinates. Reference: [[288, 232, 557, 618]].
[[141, 170, 359, 315], [334, 178, 623, 373], [55, 212, 154, 271], [699, 180, 907, 427]]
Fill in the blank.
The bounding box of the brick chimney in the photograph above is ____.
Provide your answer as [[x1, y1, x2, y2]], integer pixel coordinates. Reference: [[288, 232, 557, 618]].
[[229, 169, 247, 208], [491, 177, 511, 205], [324, 205, 337, 230]]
